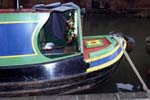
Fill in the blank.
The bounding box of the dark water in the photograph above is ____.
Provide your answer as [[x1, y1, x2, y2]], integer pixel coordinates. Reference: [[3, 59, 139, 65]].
[[82, 14, 150, 93]]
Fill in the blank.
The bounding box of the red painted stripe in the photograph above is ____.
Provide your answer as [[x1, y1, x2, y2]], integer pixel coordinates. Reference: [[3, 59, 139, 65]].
[[83, 38, 110, 59]]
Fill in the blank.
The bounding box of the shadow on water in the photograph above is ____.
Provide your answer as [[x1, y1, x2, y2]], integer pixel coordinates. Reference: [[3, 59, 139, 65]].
[[80, 14, 150, 94]]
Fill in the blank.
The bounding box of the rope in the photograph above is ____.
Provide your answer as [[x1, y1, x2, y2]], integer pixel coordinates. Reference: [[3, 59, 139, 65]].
[[112, 35, 150, 93]]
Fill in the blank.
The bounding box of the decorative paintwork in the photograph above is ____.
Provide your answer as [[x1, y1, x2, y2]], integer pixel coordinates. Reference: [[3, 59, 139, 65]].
[[86, 39, 126, 72], [0, 10, 84, 67], [0, 13, 50, 67], [85, 39, 103, 48], [0, 3, 129, 96], [0, 8, 126, 74], [83, 35, 126, 72]]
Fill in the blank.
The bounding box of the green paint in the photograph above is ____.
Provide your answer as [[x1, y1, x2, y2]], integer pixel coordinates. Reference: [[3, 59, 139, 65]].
[[0, 13, 49, 22], [77, 9, 84, 53]]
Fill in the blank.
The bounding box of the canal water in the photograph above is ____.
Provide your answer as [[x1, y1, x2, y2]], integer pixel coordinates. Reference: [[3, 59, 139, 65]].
[[81, 14, 150, 94]]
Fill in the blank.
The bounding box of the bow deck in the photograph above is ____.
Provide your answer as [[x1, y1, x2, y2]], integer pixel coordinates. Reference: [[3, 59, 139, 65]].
[[83, 36, 126, 72]]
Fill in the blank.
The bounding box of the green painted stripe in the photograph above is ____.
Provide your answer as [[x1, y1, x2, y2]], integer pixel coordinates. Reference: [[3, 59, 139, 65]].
[[0, 13, 49, 22], [83, 35, 110, 39], [77, 9, 84, 53], [0, 53, 82, 67]]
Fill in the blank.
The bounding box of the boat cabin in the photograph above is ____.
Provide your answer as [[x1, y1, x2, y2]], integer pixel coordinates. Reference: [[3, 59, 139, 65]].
[[0, 2, 83, 67]]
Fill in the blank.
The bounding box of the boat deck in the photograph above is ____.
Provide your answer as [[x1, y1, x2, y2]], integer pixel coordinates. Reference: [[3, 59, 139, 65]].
[[42, 46, 78, 56], [83, 37, 110, 60]]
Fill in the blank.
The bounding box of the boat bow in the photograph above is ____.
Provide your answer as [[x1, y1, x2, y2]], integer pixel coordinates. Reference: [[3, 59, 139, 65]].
[[83, 35, 127, 72]]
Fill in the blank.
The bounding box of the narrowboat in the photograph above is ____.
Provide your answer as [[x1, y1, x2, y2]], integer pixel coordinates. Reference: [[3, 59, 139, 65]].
[[0, 2, 128, 96]]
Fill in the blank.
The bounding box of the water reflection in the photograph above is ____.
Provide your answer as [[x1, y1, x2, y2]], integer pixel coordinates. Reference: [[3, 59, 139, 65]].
[[44, 63, 57, 78]]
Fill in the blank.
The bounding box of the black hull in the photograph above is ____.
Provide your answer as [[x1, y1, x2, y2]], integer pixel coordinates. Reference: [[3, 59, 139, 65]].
[[0, 55, 121, 96]]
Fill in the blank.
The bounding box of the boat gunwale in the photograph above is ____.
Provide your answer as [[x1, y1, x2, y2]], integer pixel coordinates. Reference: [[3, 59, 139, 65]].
[[0, 61, 118, 87], [0, 9, 52, 14]]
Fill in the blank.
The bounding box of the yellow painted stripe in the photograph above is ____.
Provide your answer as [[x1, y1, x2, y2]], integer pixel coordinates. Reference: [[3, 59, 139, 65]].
[[87, 40, 100, 45], [86, 39, 127, 73], [0, 54, 37, 59], [31, 23, 42, 55], [85, 39, 125, 63], [85, 44, 119, 63]]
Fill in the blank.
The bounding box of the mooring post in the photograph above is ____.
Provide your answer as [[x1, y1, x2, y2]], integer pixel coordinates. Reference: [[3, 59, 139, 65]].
[[16, 0, 20, 10]]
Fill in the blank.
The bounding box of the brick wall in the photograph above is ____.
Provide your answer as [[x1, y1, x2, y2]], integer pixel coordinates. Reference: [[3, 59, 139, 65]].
[[110, 0, 150, 10], [1, 0, 150, 10], [21, 0, 61, 8], [135, 0, 150, 8]]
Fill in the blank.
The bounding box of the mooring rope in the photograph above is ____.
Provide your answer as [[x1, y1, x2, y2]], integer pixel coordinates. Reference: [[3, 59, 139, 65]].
[[112, 35, 150, 93]]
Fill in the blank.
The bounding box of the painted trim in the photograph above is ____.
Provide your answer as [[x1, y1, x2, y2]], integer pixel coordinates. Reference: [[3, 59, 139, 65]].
[[85, 38, 123, 63], [0, 21, 42, 24], [0, 54, 37, 59], [77, 9, 84, 53], [85, 39, 104, 48], [89, 45, 122, 67], [86, 39, 126, 72], [85, 43, 120, 63], [31, 22, 42, 56], [83, 36, 117, 59], [89, 36, 117, 58]]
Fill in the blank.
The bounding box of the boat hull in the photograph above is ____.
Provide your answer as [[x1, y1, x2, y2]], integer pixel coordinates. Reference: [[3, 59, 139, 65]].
[[0, 3, 129, 96], [0, 35, 126, 96], [0, 55, 121, 96]]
